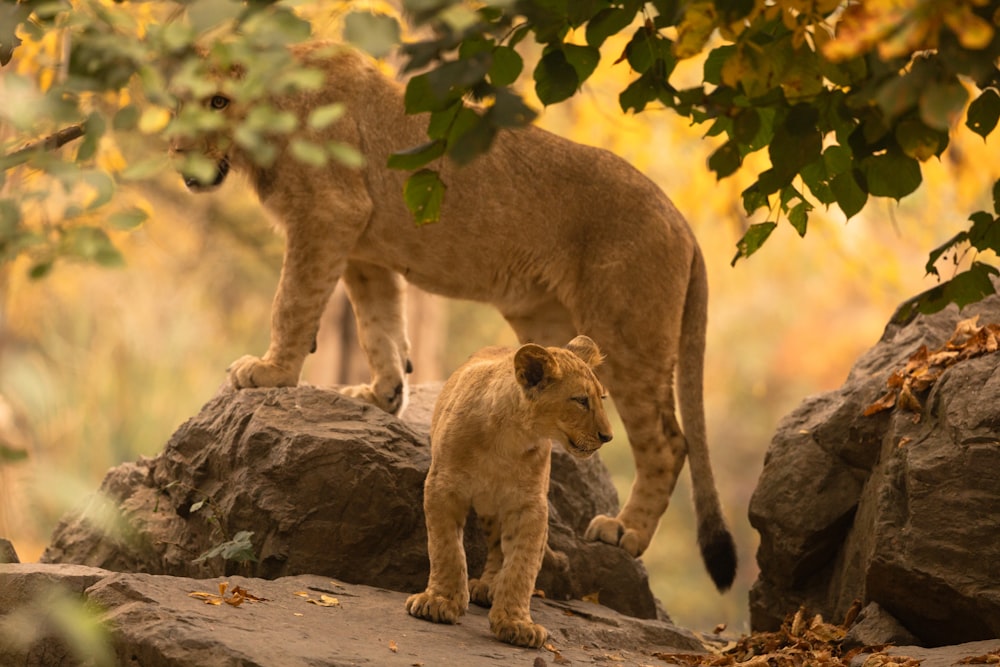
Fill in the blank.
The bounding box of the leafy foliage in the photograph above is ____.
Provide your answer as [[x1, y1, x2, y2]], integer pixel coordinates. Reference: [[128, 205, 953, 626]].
[[4, 0, 1000, 311], [376, 0, 1000, 312]]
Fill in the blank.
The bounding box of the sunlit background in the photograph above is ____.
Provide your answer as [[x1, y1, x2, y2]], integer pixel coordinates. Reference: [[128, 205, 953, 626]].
[[3, 4, 1000, 637]]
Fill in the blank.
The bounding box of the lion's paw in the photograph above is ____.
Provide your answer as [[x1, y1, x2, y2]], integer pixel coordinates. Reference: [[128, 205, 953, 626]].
[[489, 613, 548, 648], [584, 514, 648, 557], [468, 578, 493, 607], [227, 355, 297, 389], [405, 591, 466, 624], [341, 380, 406, 415]]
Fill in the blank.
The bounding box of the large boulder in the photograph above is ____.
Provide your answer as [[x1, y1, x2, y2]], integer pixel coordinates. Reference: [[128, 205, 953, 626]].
[[0, 563, 705, 667], [41, 384, 660, 619], [749, 295, 1000, 645]]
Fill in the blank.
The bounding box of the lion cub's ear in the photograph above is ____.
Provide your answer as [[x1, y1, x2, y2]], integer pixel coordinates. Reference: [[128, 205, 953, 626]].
[[514, 344, 561, 393], [565, 335, 604, 368]]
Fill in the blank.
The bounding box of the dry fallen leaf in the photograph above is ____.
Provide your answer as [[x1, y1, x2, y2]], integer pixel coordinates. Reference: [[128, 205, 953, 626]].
[[293, 591, 310, 598], [305, 594, 340, 607], [388, 640, 398, 653], [582, 592, 600, 604], [188, 581, 268, 607], [864, 318, 1000, 417]]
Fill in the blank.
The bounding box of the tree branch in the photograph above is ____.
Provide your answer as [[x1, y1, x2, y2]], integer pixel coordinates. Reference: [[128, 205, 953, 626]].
[[1, 122, 88, 170]]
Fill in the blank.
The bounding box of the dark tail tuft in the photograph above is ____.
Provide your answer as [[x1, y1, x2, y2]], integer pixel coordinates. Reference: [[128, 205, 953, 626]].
[[700, 528, 737, 592]]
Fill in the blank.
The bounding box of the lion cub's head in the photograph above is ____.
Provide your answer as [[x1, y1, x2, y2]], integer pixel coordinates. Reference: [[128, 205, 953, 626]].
[[514, 335, 613, 458]]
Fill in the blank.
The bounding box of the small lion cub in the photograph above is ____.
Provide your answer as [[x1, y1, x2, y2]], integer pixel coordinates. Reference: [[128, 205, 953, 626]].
[[406, 335, 613, 648]]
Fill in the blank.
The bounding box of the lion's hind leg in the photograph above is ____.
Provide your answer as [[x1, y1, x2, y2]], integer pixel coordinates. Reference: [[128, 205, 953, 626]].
[[341, 261, 411, 415]]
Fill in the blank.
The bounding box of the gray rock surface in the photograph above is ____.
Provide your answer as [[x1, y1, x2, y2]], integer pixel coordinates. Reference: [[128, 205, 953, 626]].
[[41, 383, 659, 619], [749, 295, 1000, 646], [0, 562, 705, 667]]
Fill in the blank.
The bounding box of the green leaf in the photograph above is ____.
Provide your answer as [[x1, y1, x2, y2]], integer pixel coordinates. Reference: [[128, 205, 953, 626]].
[[307, 103, 346, 130], [925, 231, 968, 276], [708, 140, 741, 179], [403, 169, 446, 224], [619, 70, 658, 113], [447, 112, 496, 165], [405, 73, 457, 114], [387, 139, 446, 171], [113, 105, 141, 132], [731, 221, 776, 266], [76, 113, 106, 163], [28, 261, 52, 280], [328, 143, 365, 168], [534, 48, 579, 105], [862, 151, 922, 200], [108, 208, 148, 231], [732, 108, 760, 146], [489, 45, 523, 87], [0, 442, 28, 463], [563, 43, 601, 87], [822, 144, 852, 176], [82, 170, 115, 211], [993, 178, 1000, 215], [904, 262, 1000, 317], [787, 201, 811, 237], [968, 211, 1000, 253], [488, 88, 537, 128], [586, 7, 637, 48], [895, 117, 948, 161], [831, 170, 868, 219], [63, 226, 123, 267], [703, 44, 735, 85], [966, 88, 1000, 139], [344, 12, 401, 59], [290, 139, 328, 167], [919, 78, 969, 131], [741, 184, 768, 216]]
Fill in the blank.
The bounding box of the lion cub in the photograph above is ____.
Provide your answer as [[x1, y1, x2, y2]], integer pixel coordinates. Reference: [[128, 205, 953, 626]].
[[406, 335, 612, 648]]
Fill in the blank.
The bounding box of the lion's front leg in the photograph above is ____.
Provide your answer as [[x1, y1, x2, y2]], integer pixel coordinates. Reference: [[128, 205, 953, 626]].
[[406, 474, 470, 624], [229, 227, 345, 390], [340, 260, 411, 415], [469, 514, 503, 607], [487, 503, 549, 649]]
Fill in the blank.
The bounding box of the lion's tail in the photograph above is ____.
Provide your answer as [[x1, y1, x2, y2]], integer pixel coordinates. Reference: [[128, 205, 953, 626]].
[[676, 246, 737, 592]]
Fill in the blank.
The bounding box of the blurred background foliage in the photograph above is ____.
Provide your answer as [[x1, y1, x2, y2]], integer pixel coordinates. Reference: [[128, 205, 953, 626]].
[[2, 0, 1000, 637]]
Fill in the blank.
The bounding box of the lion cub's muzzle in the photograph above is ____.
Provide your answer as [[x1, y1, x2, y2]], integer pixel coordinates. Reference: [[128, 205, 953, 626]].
[[566, 430, 612, 459], [182, 156, 230, 192]]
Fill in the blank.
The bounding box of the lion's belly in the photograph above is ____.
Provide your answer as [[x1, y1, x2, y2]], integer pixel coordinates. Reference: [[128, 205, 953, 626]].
[[350, 234, 554, 307]]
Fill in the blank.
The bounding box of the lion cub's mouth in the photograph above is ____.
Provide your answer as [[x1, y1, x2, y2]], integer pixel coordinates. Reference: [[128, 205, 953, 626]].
[[566, 438, 597, 459], [183, 157, 230, 192]]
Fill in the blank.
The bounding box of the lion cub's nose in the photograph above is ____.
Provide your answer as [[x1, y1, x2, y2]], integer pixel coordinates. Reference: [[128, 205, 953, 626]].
[[599, 431, 613, 444]]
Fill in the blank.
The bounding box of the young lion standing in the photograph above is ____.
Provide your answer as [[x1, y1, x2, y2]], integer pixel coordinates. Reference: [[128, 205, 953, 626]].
[[406, 336, 612, 648]]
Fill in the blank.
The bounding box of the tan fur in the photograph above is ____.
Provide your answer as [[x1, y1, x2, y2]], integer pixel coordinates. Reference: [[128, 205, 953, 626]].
[[172, 43, 736, 582], [405, 336, 612, 647]]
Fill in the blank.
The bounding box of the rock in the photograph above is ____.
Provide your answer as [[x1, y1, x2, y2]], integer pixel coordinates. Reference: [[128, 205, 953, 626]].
[[849, 640, 1000, 667], [0, 538, 18, 564], [749, 295, 1000, 646], [842, 602, 921, 649], [41, 383, 659, 619], [0, 562, 705, 667]]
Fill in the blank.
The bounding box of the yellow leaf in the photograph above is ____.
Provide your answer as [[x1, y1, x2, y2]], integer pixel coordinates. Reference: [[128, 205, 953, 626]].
[[293, 591, 310, 597], [138, 106, 172, 134], [582, 592, 600, 604], [306, 595, 340, 607], [389, 640, 398, 653]]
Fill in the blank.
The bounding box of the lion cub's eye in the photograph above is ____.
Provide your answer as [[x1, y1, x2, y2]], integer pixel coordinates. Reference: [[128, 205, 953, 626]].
[[572, 396, 589, 409], [209, 95, 230, 110]]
